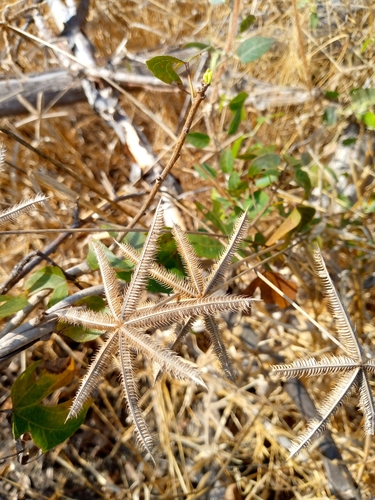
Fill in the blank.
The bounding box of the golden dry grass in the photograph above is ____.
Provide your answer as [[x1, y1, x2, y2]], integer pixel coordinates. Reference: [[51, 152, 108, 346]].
[[0, 0, 375, 498]]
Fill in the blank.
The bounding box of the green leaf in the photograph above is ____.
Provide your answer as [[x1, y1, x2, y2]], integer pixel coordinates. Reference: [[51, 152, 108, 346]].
[[362, 111, 375, 129], [228, 108, 242, 135], [25, 266, 68, 307], [183, 42, 210, 50], [0, 294, 28, 319], [229, 92, 248, 111], [186, 132, 210, 148], [228, 171, 241, 191], [248, 153, 280, 176], [12, 358, 90, 452], [231, 136, 245, 158], [255, 173, 279, 189], [240, 15, 256, 33], [295, 168, 312, 195], [342, 137, 357, 146], [227, 93, 248, 135], [220, 149, 234, 173], [194, 163, 217, 180], [195, 201, 229, 234], [325, 90, 339, 100], [188, 233, 224, 259], [146, 56, 185, 85], [238, 144, 277, 160], [310, 11, 318, 29], [323, 106, 337, 126], [236, 37, 275, 63], [244, 190, 269, 219]]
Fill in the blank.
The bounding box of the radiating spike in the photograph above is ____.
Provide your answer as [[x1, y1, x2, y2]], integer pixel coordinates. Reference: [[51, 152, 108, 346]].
[[55, 306, 117, 330], [115, 239, 197, 297], [204, 210, 249, 294], [313, 248, 362, 360], [288, 368, 360, 458], [125, 295, 257, 330], [121, 327, 206, 389], [121, 201, 164, 318], [118, 334, 154, 458], [0, 193, 48, 227], [172, 223, 204, 295], [92, 240, 123, 319], [204, 314, 235, 381], [272, 356, 357, 379], [358, 371, 375, 435], [67, 334, 118, 419]]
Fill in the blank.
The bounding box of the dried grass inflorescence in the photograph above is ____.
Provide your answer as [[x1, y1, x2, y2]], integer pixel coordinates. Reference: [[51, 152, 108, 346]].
[[54, 202, 255, 458]]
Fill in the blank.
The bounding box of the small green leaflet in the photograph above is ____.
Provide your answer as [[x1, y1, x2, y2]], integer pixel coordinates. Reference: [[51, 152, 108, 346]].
[[188, 233, 223, 259], [228, 92, 248, 134], [12, 358, 90, 452], [146, 56, 185, 85], [186, 132, 210, 148], [25, 266, 68, 307], [220, 149, 234, 173], [240, 15, 256, 33], [0, 294, 28, 319], [362, 111, 375, 129], [248, 153, 280, 176], [237, 37, 275, 63], [194, 163, 217, 180]]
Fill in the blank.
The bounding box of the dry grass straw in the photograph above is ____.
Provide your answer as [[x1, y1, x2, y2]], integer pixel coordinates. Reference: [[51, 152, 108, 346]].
[[0, 0, 375, 498]]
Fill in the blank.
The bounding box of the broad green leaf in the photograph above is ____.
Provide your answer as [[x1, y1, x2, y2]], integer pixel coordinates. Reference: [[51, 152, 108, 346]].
[[240, 15, 256, 32], [295, 168, 312, 195], [220, 149, 234, 173], [310, 11, 318, 29], [229, 108, 244, 135], [231, 136, 245, 158], [196, 201, 229, 235], [186, 132, 210, 148], [228, 171, 242, 191], [237, 37, 275, 63], [12, 358, 90, 452], [244, 190, 269, 219], [183, 42, 210, 50], [325, 90, 339, 100], [255, 173, 279, 189], [194, 163, 217, 180], [25, 266, 68, 307], [297, 206, 315, 229], [238, 144, 277, 160], [323, 106, 337, 126], [362, 111, 375, 129], [265, 208, 302, 246], [229, 92, 248, 111], [0, 294, 28, 319], [228, 93, 248, 134], [146, 56, 185, 85], [248, 153, 280, 176], [188, 233, 223, 259]]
